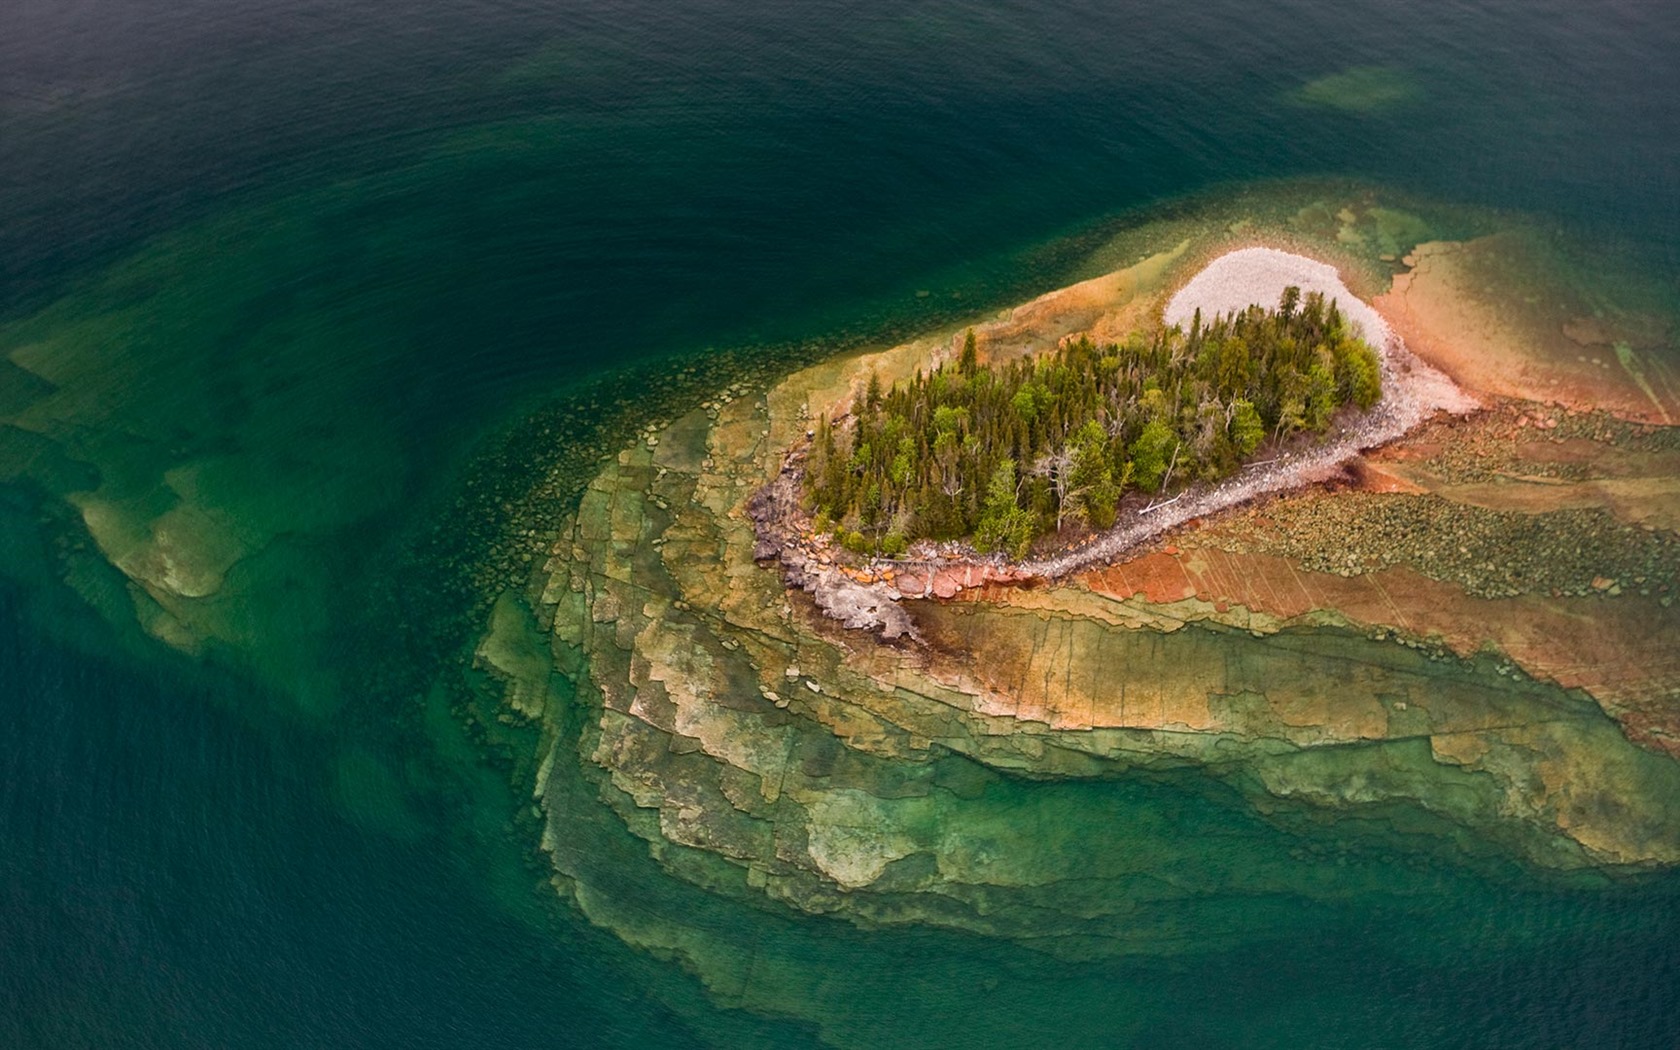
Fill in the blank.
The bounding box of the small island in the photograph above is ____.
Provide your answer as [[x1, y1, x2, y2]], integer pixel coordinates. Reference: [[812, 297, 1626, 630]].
[[748, 246, 1474, 635], [483, 215, 1680, 1000], [805, 288, 1382, 560]]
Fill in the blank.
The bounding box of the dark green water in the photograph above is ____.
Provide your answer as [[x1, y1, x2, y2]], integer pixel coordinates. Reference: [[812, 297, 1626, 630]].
[[3, 0, 1679, 1045]]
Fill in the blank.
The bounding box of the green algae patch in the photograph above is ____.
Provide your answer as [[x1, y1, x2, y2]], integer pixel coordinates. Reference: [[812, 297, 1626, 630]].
[[1291, 66, 1423, 114]]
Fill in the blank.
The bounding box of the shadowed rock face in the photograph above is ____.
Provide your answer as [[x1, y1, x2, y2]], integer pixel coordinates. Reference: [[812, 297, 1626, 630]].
[[467, 199, 1680, 980]]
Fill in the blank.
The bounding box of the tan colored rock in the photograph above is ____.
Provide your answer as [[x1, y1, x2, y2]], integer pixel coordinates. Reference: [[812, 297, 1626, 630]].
[[1377, 233, 1680, 424]]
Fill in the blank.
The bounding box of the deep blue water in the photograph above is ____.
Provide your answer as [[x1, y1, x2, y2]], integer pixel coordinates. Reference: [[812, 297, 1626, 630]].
[[3, 0, 1680, 1046]]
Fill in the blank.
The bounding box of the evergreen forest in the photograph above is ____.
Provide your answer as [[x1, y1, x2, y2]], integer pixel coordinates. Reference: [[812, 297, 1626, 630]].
[[803, 287, 1383, 559]]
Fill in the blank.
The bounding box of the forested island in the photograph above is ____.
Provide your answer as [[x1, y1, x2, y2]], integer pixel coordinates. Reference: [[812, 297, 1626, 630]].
[[803, 287, 1382, 559], [503, 219, 1680, 1037]]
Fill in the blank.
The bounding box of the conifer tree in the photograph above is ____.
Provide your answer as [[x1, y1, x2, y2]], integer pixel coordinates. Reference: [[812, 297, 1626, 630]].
[[959, 329, 979, 376]]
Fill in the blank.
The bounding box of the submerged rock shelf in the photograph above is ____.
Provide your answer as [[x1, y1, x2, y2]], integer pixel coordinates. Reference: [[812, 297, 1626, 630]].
[[468, 196, 1680, 981]]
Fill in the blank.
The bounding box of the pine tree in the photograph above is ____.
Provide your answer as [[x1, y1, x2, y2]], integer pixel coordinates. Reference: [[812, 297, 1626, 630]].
[[1229, 399, 1264, 457], [1130, 419, 1177, 493], [974, 460, 1035, 559]]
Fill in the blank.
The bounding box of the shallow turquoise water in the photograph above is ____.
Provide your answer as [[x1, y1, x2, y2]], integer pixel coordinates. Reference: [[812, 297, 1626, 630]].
[[3, 0, 1680, 1045]]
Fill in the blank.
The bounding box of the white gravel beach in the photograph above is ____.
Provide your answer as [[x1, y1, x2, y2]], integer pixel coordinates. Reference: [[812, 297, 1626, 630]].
[[1165, 247, 1390, 345]]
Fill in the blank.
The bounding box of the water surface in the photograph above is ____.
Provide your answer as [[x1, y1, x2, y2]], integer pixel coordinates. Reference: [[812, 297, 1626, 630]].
[[3, 0, 1679, 1045]]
